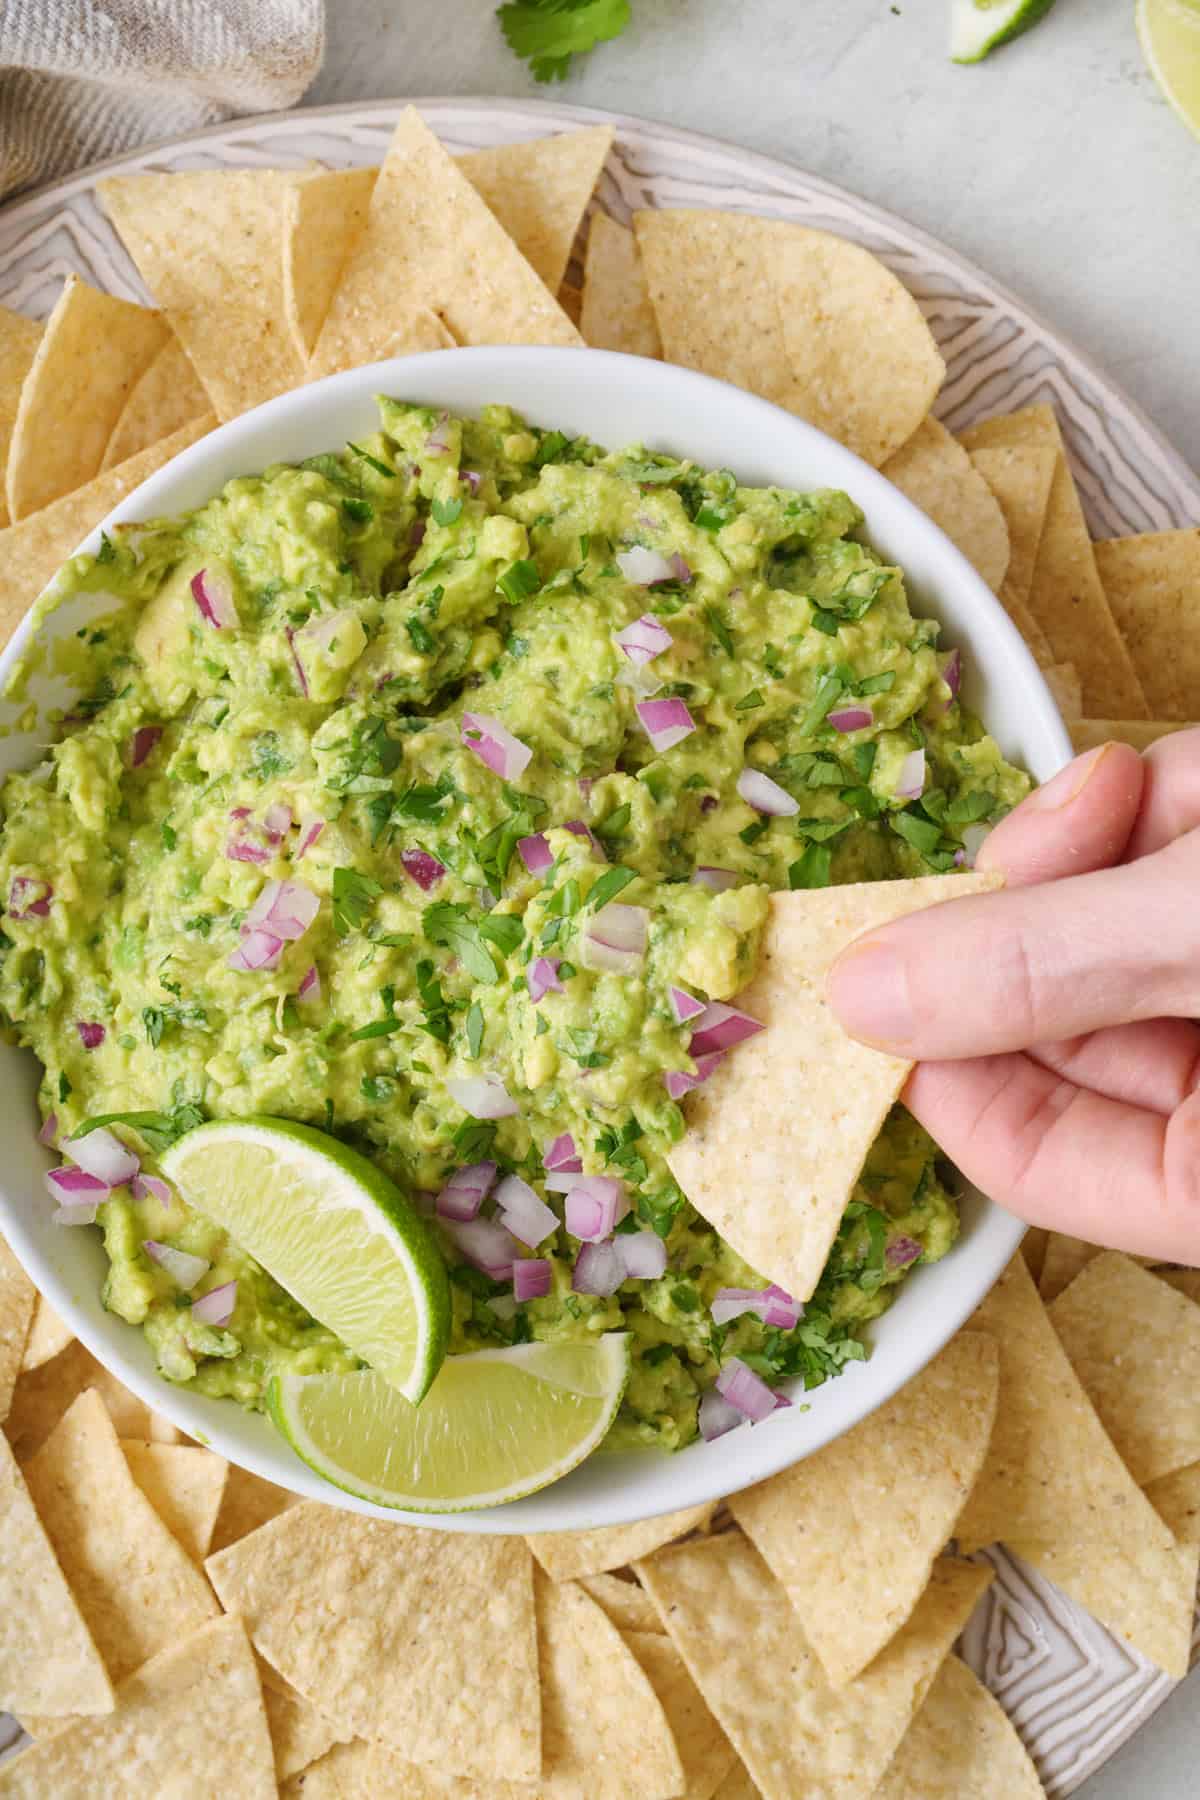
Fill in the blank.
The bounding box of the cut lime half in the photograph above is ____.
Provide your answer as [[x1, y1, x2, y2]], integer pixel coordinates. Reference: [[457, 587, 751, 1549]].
[[1138, 0, 1200, 139], [950, 0, 1058, 62], [268, 1335, 631, 1512], [160, 1117, 449, 1404]]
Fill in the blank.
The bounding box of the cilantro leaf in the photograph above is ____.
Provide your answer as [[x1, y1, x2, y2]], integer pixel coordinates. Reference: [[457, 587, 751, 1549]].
[[466, 1000, 485, 1060], [431, 497, 463, 526], [423, 902, 500, 985], [788, 843, 833, 889], [586, 865, 637, 911], [479, 914, 525, 957], [332, 867, 383, 935], [74, 1103, 204, 1152], [497, 0, 632, 83], [415, 958, 453, 1043]]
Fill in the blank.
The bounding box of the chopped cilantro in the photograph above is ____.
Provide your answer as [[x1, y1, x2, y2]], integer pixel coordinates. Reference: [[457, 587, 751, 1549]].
[[406, 615, 434, 654], [788, 843, 833, 889], [347, 441, 395, 478], [497, 558, 541, 603], [423, 901, 499, 984], [341, 497, 374, 524], [478, 913, 525, 957], [431, 497, 463, 526], [799, 672, 846, 735], [594, 803, 631, 844], [586, 865, 637, 910], [466, 1001, 485, 1060], [414, 958, 453, 1043], [890, 808, 945, 856], [332, 867, 382, 935], [161, 821, 177, 853], [704, 605, 735, 656], [74, 1102, 204, 1152], [361, 1075, 395, 1102], [735, 689, 765, 712]]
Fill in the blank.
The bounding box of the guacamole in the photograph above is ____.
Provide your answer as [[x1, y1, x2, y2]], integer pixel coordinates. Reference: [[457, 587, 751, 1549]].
[[0, 401, 1028, 1450]]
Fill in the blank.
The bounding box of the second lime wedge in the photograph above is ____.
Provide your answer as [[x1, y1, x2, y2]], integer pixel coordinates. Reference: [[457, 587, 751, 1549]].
[[950, 0, 1058, 63]]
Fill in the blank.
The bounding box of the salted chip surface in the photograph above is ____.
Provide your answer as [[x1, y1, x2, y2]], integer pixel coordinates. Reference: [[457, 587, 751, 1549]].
[[636, 1531, 991, 1800], [208, 1460, 298, 1553], [623, 1628, 739, 1800], [4, 1335, 176, 1461], [100, 333, 209, 470], [528, 1499, 715, 1580], [1009, 1531, 1199, 1679], [205, 1502, 541, 1782], [577, 1571, 665, 1633], [1145, 1460, 1200, 1547], [874, 1654, 1045, 1800], [1042, 660, 1082, 719], [1038, 1231, 1155, 1302], [308, 109, 580, 380], [668, 874, 1001, 1302], [459, 124, 614, 294], [260, 1662, 352, 1785], [100, 169, 306, 421], [581, 214, 662, 358], [120, 1440, 228, 1563], [0, 1427, 113, 1718], [959, 406, 1148, 717], [1070, 718, 1190, 753], [284, 168, 378, 363], [0, 306, 41, 529], [5, 275, 168, 521], [1095, 528, 1200, 720], [287, 1740, 375, 1798], [0, 1234, 35, 1422], [19, 1293, 72, 1372], [953, 1255, 1175, 1553], [0, 1616, 275, 1798], [731, 1331, 1000, 1685], [881, 416, 1009, 591], [968, 443, 1057, 614]]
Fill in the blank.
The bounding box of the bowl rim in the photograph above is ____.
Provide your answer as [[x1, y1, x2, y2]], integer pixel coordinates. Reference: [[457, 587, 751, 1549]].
[[0, 345, 1070, 1530]]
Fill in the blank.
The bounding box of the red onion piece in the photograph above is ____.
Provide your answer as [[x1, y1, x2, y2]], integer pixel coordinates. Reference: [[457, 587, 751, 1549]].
[[614, 614, 673, 665], [52, 1198, 102, 1226], [711, 1283, 802, 1330], [227, 928, 284, 973], [616, 546, 675, 586], [286, 625, 308, 696], [297, 964, 321, 1002], [263, 802, 293, 843], [544, 1134, 582, 1174], [514, 1258, 552, 1302], [425, 415, 451, 454], [229, 806, 252, 821], [462, 469, 482, 495], [132, 1173, 171, 1205], [581, 902, 648, 975], [296, 814, 326, 859], [572, 1241, 625, 1297], [894, 748, 926, 800], [689, 1001, 764, 1059], [65, 1127, 138, 1187], [736, 767, 799, 817], [46, 1167, 109, 1206], [445, 1074, 519, 1120], [690, 867, 739, 893], [669, 986, 706, 1024], [495, 1174, 558, 1248], [715, 1356, 779, 1424], [446, 1217, 518, 1282], [699, 1387, 744, 1441], [518, 832, 552, 875], [436, 1161, 498, 1223], [528, 956, 564, 1004], [143, 1240, 210, 1291], [76, 1021, 105, 1050], [565, 1176, 626, 1242], [669, 552, 692, 583], [130, 725, 163, 768], [225, 837, 271, 865], [244, 879, 319, 942], [37, 1112, 59, 1147], [461, 711, 533, 781], [400, 848, 445, 891], [961, 821, 991, 867], [828, 705, 874, 733], [8, 876, 52, 920], [190, 567, 237, 630], [664, 1051, 725, 1100], [885, 1235, 923, 1269], [192, 1280, 237, 1327], [941, 647, 962, 700], [635, 697, 696, 754], [761, 1284, 803, 1329], [563, 819, 605, 859], [615, 1232, 667, 1281]]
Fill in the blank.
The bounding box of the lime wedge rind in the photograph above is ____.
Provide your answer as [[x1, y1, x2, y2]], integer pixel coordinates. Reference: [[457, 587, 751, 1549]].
[[950, 0, 1058, 63], [1137, 0, 1200, 140]]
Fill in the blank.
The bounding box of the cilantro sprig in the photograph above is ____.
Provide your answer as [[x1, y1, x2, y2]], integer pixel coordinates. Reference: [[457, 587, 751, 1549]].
[[497, 0, 632, 82]]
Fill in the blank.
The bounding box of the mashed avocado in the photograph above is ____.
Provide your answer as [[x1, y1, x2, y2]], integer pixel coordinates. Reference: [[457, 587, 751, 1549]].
[[0, 401, 1029, 1450]]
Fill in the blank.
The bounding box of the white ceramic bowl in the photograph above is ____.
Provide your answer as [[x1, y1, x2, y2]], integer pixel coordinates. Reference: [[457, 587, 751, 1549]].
[[0, 347, 1071, 1531]]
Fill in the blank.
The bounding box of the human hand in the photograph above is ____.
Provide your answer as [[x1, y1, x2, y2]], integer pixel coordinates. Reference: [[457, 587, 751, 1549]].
[[827, 733, 1200, 1264]]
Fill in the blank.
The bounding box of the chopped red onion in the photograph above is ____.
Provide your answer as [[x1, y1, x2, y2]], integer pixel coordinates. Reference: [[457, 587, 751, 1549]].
[[143, 1240, 210, 1291], [192, 1280, 237, 1327], [495, 1175, 558, 1248], [711, 1284, 802, 1330], [425, 414, 451, 454], [572, 1241, 625, 1297], [462, 469, 482, 496], [65, 1127, 138, 1187], [563, 819, 605, 859], [46, 1166, 109, 1207], [514, 1258, 552, 1302], [961, 821, 991, 867], [229, 806, 252, 821], [296, 814, 326, 859], [636, 697, 696, 754], [297, 964, 321, 1002], [581, 902, 649, 974], [37, 1112, 58, 1147], [263, 802, 293, 843], [76, 1021, 105, 1050], [8, 876, 52, 920], [445, 1217, 517, 1282], [190, 567, 238, 630], [941, 648, 962, 701], [886, 1235, 923, 1269], [565, 1175, 626, 1242], [400, 848, 445, 891], [616, 546, 675, 586], [736, 767, 799, 817], [244, 879, 319, 942], [614, 614, 673, 665], [691, 867, 739, 893], [688, 1001, 764, 1059], [544, 1134, 582, 1175], [699, 1387, 744, 1441], [461, 711, 533, 781], [445, 1074, 519, 1119], [664, 1051, 725, 1100], [132, 1173, 171, 1205], [130, 725, 163, 768], [894, 748, 926, 800], [286, 625, 308, 696], [436, 1160, 498, 1223], [669, 552, 692, 584], [227, 927, 284, 973], [615, 1232, 667, 1281], [528, 956, 564, 1003], [828, 705, 874, 733], [715, 1356, 779, 1424], [518, 832, 552, 875], [669, 986, 706, 1024], [225, 836, 271, 865]]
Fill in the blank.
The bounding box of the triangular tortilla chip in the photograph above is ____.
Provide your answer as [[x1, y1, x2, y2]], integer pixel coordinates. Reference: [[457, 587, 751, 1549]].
[[1069, 718, 1188, 753], [623, 1628, 739, 1800], [208, 1460, 297, 1554], [874, 1654, 1044, 1800], [558, 280, 583, 327], [308, 109, 580, 380], [4, 1335, 178, 1462], [1021, 1225, 1050, 1283], [953, 1255, 1176, 1552], [882, 416, 1009, 592], [259, 1661, 352, 1785], [120, 1440, 229, 1563], [967, 443, 1057, 620], [100, 333, 210, 471], [286, 1739, 374, 1796], [958, 406, 1148, 716], [730, 1331, 1000, 1684], [19, 1293, 72, 1372], [0, 1428, 114, 1718], [205, 1502, 541, 1782], [1145, 1460, 1200, 1547], [528, 1500, 716, 1581], [0, 1234, 36, 1423], [581, 214, 662, 357], [458, 125, 614, 294], [1160, 1267, 1200, 1304], [1095, 528, 1200, 720], [283, 168, 378, 363], [1008, 1531, 1198, 1678], [0, 306, 41, 530], [100, 169, 306, 421], [1038, 1231, 1155, 1302], [711, 1769, 758, 1800], [636, 1532, 991, 1800], [667, 875, 1001, 1302], [1042, 660, 1082, 719], [6, 276, 168, 520], [577, 1571, 665, 1634], [0, 1617, 275, 1798]]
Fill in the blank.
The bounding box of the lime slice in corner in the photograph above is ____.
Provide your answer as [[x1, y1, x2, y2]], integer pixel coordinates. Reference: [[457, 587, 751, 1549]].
[[159, 1117, 449, 1404], [1138, 0, 1200, 139], [950, 0, 1058, 62], [268, 1335, 631, 1513]]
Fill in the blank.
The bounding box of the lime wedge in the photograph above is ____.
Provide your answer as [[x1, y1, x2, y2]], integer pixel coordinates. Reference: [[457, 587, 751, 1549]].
[[160, 1118, 449, 1404], [950, 0, 1058, 62], [268, 1335, 631, 1512], [1138, 0, 1200, 139]]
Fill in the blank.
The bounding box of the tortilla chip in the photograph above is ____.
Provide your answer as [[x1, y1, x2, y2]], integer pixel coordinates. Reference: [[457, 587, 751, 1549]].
[[874, 1654, 1044, 1800], [0, 307, 41, 530], [1145, 1460, 1200, 1548], [1038, 1231, 1156, 1302], [528, 1500, 716, 1581], [1070, 718, 1191, 753], [100, 333, 210, 471], [967, 443, 1057, 661], [459, 125, 614, 295], [581, 214, 662, 358], [0, 1427, 114, 1717], [260, 1664, 352, 1785], [5, 276, 169, 522], [4, 1336, 175, 1461], [1159, 1267, 1200, 1304], [0, 411, 215, 652], [20, 1390, 217, 1720], [959, 406, 1148, 717], [294, 1740, 383, 1797], [577, 1571, 666, 1633], [208, 1459, 298, 1553], [120, 1440, 228, 1562], [730, 1331, 1000, 1685], [1095, 528, 1200, 720], [881, 416, 1010, 592], [668, 875, 1002, 1302], [953, 1256, 1175, 1553], [635, 210, 944, 467], [19, 1293, 72, 1372], [0, 1616, 275, 1798], [1042, 660, 1082, 718], [100, 170, 306, 422], [711, 1768, 758, 1800], [378, 311, 458, 359], [205, 1502, 541, 1782], [0, 1235, 36, 1423], [284, 168, 378, 363], [623, 1628, 738, 1800], [308, 109, 580, 381], [1022, 1225, 1050, 1283], [558, 282, 583, 327], [637, 1532, 991, 1800], [1010, 1531, 1198, 1678]]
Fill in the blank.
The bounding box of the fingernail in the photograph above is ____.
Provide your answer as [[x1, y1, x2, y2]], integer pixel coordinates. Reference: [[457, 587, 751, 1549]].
[[1029, 742, 1112, 810], [827, 942, 914, 1050]]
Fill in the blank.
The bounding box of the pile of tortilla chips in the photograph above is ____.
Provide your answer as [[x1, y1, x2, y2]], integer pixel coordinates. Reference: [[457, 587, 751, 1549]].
[[1, 102, 1199, 1794]]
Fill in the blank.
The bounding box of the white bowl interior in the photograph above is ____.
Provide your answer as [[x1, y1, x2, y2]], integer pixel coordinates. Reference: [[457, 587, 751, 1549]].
[[0, 347, 1071, 1530]]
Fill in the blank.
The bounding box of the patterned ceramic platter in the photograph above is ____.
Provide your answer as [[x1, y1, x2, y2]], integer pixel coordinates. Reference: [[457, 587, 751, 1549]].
[[0, 97, 1197, 1795]]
